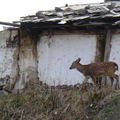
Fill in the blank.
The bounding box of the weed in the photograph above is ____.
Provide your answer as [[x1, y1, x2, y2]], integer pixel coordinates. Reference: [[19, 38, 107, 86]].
[[0, 84, 114, 120]]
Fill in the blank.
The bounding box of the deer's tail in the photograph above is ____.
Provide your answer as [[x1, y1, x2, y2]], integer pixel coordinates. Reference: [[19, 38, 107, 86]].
[[114, 63, 119, 71]]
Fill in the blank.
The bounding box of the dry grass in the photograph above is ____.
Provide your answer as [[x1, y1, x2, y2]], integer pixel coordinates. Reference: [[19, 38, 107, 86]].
[[0, 84, 114, 120]]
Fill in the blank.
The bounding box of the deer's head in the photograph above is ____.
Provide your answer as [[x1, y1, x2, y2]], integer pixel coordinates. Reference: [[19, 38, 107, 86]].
[[69, 58, 81, 69]]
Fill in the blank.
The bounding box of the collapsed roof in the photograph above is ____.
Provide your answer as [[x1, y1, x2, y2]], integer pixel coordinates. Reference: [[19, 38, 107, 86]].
[[17, 1, 120, 30]]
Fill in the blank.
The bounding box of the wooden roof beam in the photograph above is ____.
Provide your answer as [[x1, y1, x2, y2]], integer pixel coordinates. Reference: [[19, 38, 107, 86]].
[[0, 21, 20, 27]]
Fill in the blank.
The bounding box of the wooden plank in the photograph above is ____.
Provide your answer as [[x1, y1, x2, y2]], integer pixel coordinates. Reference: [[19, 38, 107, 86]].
[[0, 21, 20, 27], [104, 29, 112, 61], [103, 28, 112, 86]]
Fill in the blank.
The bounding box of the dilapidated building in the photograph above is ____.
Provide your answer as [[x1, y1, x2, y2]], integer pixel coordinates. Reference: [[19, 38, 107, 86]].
[[1, 0, 120, 93]]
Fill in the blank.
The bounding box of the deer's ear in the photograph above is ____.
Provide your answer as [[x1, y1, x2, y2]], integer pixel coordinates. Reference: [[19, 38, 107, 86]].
[[77, 58, 81, 63]]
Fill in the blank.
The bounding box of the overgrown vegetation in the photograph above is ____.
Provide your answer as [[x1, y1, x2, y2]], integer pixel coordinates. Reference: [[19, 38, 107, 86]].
[[0, 84, 118, 120]]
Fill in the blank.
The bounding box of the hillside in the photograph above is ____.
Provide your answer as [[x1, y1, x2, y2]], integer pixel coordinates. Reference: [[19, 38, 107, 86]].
[[0, 83, 120, 120]]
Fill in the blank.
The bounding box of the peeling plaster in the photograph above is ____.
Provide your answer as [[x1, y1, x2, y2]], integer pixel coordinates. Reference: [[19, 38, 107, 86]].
[[14, 35, 39, 91], [0, 28, 120, 93], [0, 30, 19, 92]]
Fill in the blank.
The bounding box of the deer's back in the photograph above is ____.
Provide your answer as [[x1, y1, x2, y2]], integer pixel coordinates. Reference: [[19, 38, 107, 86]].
[[86, 62, 117, 72]]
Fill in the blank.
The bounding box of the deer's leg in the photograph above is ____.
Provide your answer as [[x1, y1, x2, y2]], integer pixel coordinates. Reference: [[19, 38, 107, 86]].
[[110, 77, 114, 87], [110, 74, 119, 89], [115, 75, 119, 89], [104, 77, 107, 86], [83, 75, 90, 84], [97, 77, 102, 88], [90, 75, 96, 85], [84, 78, 88, 83]]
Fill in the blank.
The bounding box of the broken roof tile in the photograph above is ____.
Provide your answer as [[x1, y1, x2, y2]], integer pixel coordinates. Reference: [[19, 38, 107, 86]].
[[18, 1, 120, 28]]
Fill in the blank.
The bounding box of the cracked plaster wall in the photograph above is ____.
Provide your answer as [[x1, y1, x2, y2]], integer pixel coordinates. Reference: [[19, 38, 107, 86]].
[[1, 29, 120, 92], [13, 34, 39, 92], [0, 29, 39, 93], [0, 30, 19, 92]]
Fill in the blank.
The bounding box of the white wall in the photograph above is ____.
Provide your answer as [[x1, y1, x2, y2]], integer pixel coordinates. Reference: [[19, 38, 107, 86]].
[[109, 34, 120, 82], [1, 29, 120, 91], [0, 30, 18, 78], [37, 34, 97, 86]]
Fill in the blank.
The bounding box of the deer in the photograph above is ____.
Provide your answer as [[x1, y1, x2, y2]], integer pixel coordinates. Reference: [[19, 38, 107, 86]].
[[69, 58, 119, 89]]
